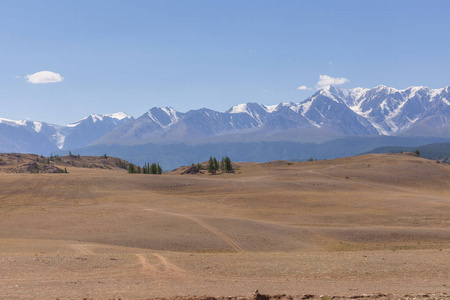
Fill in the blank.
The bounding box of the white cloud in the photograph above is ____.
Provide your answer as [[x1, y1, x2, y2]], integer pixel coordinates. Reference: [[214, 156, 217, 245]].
[[26, 71, 64, 84], [297, 85, 311, 90], [315, 74, 348, 89]]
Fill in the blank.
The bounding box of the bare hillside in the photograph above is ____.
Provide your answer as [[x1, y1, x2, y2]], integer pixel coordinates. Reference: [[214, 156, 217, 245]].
[[0, 153, 449, 299], [0, 153, 131, 173]]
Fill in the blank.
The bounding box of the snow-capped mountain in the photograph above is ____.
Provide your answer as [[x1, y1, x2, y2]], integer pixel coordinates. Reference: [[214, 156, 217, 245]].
[[61, 112, 132, 150], [0, 113, 132, 153], [225, 85, 450, 137], [93, 85, 450, 146], [224, 85, 450, 137], [1, 85, 449, 155], [338, 85, 450, 135], [0, 118, 61, 153]]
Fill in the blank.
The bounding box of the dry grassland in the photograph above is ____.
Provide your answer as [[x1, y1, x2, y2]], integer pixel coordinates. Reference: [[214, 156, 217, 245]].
[[0, 153, 449, 299]]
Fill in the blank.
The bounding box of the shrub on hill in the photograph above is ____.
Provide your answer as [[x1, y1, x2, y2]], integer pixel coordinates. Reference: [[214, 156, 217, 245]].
[[182, 164, 200, 174]]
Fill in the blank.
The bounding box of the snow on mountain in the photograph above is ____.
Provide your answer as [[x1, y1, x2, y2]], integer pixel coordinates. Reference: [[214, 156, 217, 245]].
[[33, 122, 43, 133], [145, 107, 179, 128], [338, 85, 449, 135], [104, 112, 132, 120], [227, 103, 272, 125], [67, 112, 132, 127], [0, 118, 28, 126], [1, 86, 450, 155], [76, 85, 450, 147], [60, 112, 133, 150], [0, 118, 64, 153], [229, 103, 248, 114], [0, 112, 133, 153], [262, 104, 278, 113], [223, 85, 450, 137], [52, 131, 66, 150]]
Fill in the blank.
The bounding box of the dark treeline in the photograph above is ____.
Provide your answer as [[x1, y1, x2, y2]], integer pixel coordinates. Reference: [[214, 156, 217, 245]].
[[128, 162, 162, 174], [207, 156, 233, 174]]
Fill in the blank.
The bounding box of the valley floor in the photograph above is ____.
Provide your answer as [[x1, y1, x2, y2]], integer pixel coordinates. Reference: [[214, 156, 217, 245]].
[[0, 154, 449, 299]]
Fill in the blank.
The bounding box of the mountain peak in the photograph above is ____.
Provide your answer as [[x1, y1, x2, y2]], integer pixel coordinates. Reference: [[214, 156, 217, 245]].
[[146, 106, 179, 127], [66, 112, 132, 128], [103, 112, 132, 120], [372, 85, 399, 94], [347, 87, 370, 100], [227, 102, 281, 115], [228, 103, 249, 114]]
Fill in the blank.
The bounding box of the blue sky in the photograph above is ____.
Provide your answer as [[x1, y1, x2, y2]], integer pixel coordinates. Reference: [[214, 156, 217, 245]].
[[1, 0, 449, 124]]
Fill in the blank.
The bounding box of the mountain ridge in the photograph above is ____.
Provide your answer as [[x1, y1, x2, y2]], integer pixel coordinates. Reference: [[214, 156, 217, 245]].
[[0, 112, 133, 153], [91, 84, 450, 146], [1, 85, 450, 158]]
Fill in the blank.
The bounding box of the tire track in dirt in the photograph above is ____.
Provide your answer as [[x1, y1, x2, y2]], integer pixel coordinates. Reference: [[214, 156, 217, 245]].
[[145, 209, 245, 253], [154, 254, 186, 274], [135, 253, 156, 274], [70, 244, 95, 255], [135, 253, 186, 277], [306, 164, 350, 182]]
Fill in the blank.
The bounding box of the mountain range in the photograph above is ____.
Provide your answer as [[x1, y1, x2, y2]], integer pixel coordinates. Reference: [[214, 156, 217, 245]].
[[1, 85, 450, 168], [0, 112, 132, 153]]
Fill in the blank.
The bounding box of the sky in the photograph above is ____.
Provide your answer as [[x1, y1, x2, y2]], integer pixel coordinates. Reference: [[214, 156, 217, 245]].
[[1, 0, 449, 124]]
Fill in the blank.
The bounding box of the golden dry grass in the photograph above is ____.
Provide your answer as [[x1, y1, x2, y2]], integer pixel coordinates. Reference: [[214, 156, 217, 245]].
[[0, 153, 449, 299]]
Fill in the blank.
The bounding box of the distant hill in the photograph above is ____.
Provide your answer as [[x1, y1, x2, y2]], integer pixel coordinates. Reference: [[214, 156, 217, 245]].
[[363, 142, 450, 161]]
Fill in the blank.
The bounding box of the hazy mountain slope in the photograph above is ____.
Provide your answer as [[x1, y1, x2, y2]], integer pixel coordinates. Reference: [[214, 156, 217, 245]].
[[399, 115, 450, 138], [363, 142, 450, 160], [68, 136, 448, 170]]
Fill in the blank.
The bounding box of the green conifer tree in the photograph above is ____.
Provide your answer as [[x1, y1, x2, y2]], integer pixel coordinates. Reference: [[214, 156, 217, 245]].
[[207, 156, 215, 174], [224, 156, 233, 172], [150, 163, 157, 174], [157, 163, 162, 174], [213, 157, 219, 171]]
